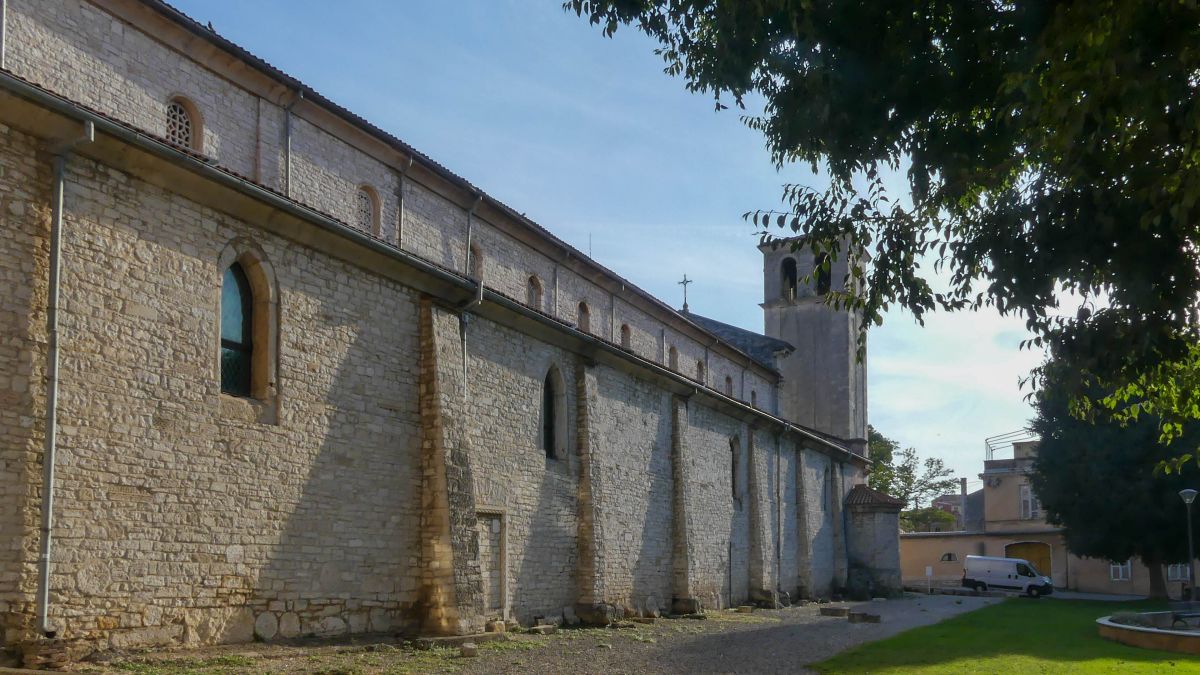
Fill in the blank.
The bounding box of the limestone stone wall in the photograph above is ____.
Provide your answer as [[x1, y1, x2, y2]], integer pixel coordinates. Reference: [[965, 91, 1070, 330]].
[[679, 405, 748, 609], [7, 0, 260, 179], [0, 127, 426, 647], [4, 0, 781, 413], [587, 366, 674, 613], [799, 449, 838, 597], [0, 0, 893, 651], [463, 319, 579, 623], [0, 123, 50, 645]]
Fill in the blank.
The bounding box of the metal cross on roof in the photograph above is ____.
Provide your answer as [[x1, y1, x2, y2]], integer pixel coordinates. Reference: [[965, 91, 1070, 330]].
[[678, 274, 693, 312]]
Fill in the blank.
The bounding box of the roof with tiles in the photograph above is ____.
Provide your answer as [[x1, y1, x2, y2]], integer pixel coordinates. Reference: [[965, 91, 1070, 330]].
[[681, 310, 794, 372], [845, 484, 905, 510]]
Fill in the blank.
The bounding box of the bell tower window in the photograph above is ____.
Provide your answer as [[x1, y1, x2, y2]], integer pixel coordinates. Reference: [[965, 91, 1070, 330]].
[[781, 257, 798, 300], [815, 253, 832, 296]]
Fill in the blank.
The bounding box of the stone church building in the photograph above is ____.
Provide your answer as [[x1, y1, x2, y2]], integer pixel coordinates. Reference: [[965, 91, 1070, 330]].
[[0, 0, 900, 652]]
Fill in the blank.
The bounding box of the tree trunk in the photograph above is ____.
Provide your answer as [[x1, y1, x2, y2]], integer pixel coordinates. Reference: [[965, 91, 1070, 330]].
[[1145, 557, 1168, 600]]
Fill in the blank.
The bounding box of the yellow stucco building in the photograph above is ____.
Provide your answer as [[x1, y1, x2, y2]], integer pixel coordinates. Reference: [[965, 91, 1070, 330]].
[[901, 439, 1192, 598]]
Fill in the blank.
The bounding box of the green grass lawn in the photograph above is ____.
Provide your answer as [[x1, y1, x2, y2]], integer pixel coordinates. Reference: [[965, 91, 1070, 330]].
[[814, 598, 1200, 674]]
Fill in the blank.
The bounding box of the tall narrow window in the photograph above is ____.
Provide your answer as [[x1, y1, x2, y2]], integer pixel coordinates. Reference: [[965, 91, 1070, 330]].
[[781, 257, 798, 300], [696, 360, 706, 383], [620, 323, 631, 349], [356, 186, 379, 235], [724, 375, 734, 396], [541, 367, 564, 459], [578, 301, 590, 333], [527, 275, 543, 309], [1019, 484, 1041, 520], [731, 438, 741, 503], [668, 345, 679, 370], [751, 390, 758, 408], [814, 253, 832, 296], [221, 263, 253, 396], [166, 99, 196, 150]]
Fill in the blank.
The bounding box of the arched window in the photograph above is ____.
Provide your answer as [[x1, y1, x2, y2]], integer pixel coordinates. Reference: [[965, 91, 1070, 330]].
[[578, 301, 590, 333], [940, 552, 958, 563], [781, 257, 798, 300], [751, 390, 758, 409], [217, 241, 278, 415], [356, 186, 380, 235], [724, 375, 733, 397], [541, 366, 565, 459], [469, 244, 484, 281], [696, 360, 706, 383], [620, 323, 631, 350], [668, 345, 679, 370], [527, 275, 543, 309], [815, 253, 832, 296], [166, 98, 200, 151], [221, 262, 254, 396]]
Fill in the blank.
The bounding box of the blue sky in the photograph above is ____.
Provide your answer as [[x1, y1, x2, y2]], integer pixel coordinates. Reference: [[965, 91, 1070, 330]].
[[172, 0, 1046, 485]]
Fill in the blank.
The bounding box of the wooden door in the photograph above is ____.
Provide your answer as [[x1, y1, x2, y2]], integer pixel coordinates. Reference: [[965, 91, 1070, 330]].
[[1006, 541, 1052, 576]]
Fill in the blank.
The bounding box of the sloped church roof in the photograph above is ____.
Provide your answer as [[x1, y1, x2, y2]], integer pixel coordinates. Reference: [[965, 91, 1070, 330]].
[[682, 311, 794, 372]]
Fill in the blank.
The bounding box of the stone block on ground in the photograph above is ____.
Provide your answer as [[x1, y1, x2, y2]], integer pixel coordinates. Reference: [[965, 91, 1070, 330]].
[[671, 597, 702, 615], [529, 624, 556, 635], [820, 606, 849, 617], [486, 620, 506, 633], [414, 633, 506, 650], [736, 606, 754, 614], [847, 612, 882, 624], [20, 639, 71, 671], [460, 642, 477, 657], [575, 603, 621, 626]]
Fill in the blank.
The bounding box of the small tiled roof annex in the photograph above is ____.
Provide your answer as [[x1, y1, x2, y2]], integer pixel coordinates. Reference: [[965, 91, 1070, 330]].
[[845, 484, 905, 510]]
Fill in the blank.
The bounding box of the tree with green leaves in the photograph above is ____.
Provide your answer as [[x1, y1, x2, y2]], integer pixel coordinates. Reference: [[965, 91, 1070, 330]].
[[901, 507, 957, 533], [1030, 359, 1200, 599], [865, 425, 956, 509], [568, 0, 1200, 455]]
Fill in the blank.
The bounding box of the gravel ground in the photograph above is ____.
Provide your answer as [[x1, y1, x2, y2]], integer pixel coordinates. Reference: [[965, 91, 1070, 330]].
[[83, 594, 998, 674], [459, 595, 999, 675]]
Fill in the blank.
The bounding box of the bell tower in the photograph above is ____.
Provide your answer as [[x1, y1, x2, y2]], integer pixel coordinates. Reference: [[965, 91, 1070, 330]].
[[761, 238, 868, 455]]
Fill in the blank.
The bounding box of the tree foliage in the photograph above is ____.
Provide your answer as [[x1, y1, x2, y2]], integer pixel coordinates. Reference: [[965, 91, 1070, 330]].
[[866, 425, 956, 509], [1030, 359, 1200, 598], [901, 507, 957, 533], [568, 0, 1200, 446]]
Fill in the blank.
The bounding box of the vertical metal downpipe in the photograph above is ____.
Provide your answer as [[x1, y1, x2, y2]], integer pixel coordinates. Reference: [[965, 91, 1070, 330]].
[[284, 90, 303, 197], [38, 121, 94, 637], [1, 0, 8, 71]]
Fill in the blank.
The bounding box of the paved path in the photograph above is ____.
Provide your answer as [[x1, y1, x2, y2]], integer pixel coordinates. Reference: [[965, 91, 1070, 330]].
[[1049, 590, 1146, 601], [461, 594, 999, 675]]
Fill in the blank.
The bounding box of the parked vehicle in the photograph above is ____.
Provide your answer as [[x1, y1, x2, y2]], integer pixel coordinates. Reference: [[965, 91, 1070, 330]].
[[962, 555, 1054, 597]]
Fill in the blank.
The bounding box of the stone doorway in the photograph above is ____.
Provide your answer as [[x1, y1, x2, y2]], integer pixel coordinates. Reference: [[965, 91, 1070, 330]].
[[477, 513, 505, 616]]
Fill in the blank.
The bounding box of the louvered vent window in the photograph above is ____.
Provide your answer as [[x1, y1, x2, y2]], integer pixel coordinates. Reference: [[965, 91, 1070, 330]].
[[166, 101, 193, 149]]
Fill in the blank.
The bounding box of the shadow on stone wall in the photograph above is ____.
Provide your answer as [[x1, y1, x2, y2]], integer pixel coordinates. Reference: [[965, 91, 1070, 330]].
[[512, 462, 577, 625], [627, 395, 673, 617], [240, 258, 424, 645]]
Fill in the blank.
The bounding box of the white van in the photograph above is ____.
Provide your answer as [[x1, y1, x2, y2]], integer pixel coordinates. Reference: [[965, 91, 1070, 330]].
[[962, 555, 1054, 597]]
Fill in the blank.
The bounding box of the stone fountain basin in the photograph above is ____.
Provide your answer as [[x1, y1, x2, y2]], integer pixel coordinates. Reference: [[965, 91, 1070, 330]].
[[1097, 613, 1200, 655]]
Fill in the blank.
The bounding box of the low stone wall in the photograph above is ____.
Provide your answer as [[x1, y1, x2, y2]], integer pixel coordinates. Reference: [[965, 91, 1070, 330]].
[[1097, 615, 1200, 655]]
